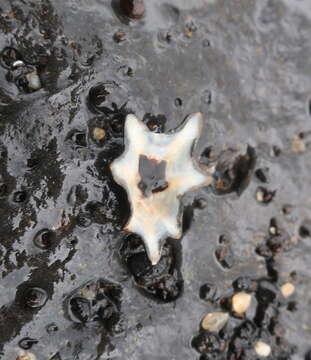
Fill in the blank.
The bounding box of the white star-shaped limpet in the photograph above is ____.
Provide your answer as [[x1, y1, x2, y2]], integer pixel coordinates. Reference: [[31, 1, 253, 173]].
[[111, 112, 211, 265]]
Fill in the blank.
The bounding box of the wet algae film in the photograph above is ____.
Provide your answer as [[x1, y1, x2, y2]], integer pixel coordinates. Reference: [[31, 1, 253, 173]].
[[0, 0, 311, 359]]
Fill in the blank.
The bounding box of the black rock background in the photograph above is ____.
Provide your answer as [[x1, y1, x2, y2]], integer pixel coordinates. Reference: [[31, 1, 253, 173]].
[[0, 0, 311, 359]]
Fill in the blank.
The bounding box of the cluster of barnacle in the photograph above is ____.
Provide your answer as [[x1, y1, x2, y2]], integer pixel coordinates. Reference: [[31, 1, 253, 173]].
[[191, 220, 298, 359], [0, 47, 41, 93]]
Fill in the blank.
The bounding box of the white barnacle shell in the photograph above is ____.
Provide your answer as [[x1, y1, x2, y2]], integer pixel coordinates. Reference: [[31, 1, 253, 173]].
[[110, 112, 210, 265]]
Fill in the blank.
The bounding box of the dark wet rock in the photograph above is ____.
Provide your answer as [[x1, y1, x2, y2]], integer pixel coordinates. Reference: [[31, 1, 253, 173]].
[[143, 113, 166, 133], [27, 156, 42, 169], [0, 144, 8, 160], [253, 281, 278, 328], [69, 296, 91, 322], [99, 142, 124, 170], [64, 279, 122, 334], [102, 103, 131, 137], [120, 0, 145, 19], [219, 293, 234, 313], [18, 337, 38, 350], [212, 145, 256, 196], [13, 190, 28, 203], [191, 332, 222, 356], [200, 282, 217, 302], [256, 281, 277, 307], [299, 219, 311, 238], [119, 234, 183, 302], [232, 277, 257, 293], [287, 301, 297, 312], [85, 195, 129, 230], [87, 82, 117, 114], [76, 212, 92, 228], [182, 204, 194, 234], [305, 350, 311, 360], [0, 0, 309, 358], [266, 230, 293, 255], [255, 243, 273, 258], [0, 47, 22, 69], [23, 287, 48, 309], [33, 229, 56, 250], [229, 320, 258, 351], [268, 317, 286, 337], [215, 234, 235, 269], [254, 168, 269, 183], [0, 182, 7, 197], [256, 221, 293, 262]]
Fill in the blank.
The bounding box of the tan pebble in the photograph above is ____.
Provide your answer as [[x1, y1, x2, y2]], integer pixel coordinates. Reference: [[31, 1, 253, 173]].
[[256, 189, 264, 202], [17, 351, 36, 360], [254, 341, 271, 357], [281, 282, 295, 297], [93, 127, 106, 141], [201, 312, 229, 332], [185, 29, 193, 38], [292, 135, 306, 153], [232, 292, 252, 314]]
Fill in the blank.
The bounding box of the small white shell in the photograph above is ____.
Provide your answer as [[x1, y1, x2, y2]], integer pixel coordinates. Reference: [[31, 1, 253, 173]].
[[26, 71, 41, 90], [12, 60, 25, 68], [111, 113, 210, 264]]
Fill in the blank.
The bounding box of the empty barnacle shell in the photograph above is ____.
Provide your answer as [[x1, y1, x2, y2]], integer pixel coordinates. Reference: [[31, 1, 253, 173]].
[[110, 112, 211, 265]]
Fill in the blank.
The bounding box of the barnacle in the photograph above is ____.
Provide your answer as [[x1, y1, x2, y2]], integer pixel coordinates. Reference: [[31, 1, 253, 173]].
[[111, 112, 210, 265]]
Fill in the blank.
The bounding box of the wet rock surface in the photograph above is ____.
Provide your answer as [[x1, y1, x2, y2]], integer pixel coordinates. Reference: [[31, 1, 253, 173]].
[[119, 234, 183, 302], [0, 0, 311, 359]]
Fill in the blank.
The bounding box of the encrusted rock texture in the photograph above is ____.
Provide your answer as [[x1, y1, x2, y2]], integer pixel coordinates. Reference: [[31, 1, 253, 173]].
[[0, 0, 311, 359]]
